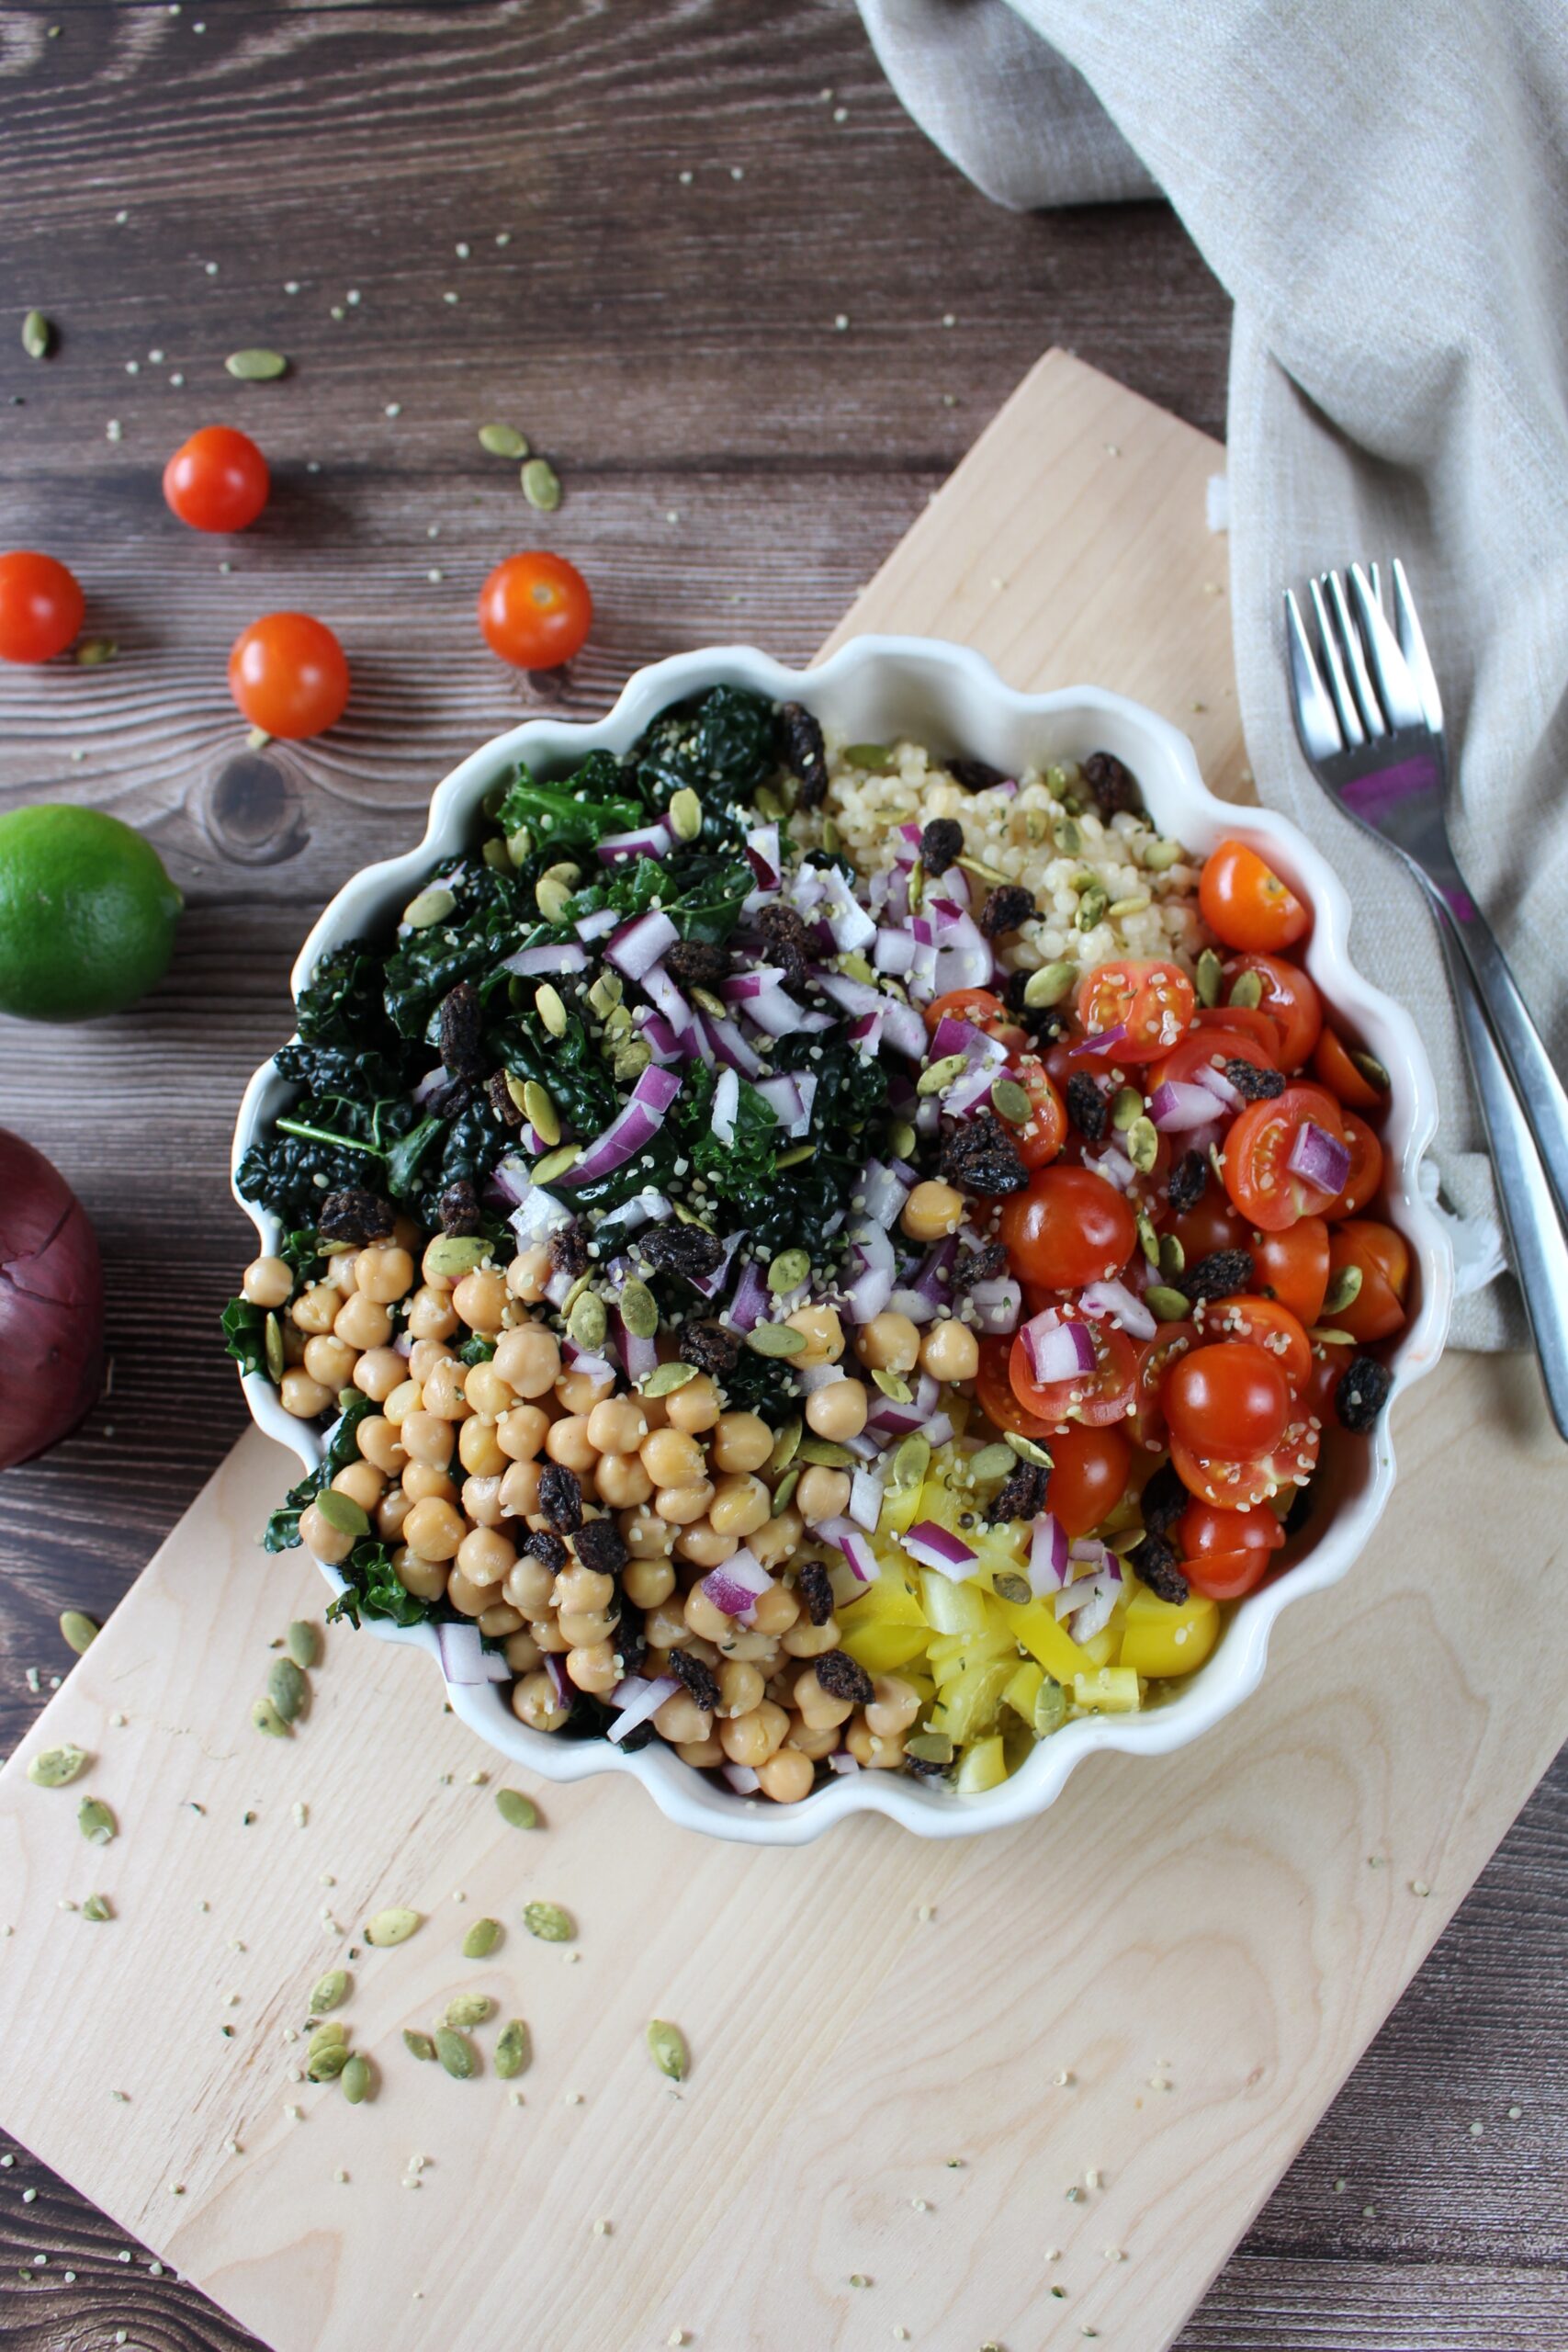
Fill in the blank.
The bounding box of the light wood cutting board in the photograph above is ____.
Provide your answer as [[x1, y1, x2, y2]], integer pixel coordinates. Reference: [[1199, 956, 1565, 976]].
[[4, 351, 1566, 2352]]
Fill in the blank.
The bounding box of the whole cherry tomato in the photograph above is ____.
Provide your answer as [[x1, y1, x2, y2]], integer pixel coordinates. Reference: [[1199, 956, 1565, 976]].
[[228, 612, 350, 739], [999, 1163, 1137, 1290], [1164, 1340, 1292, 1458], [163, 426, 269, 533], [0, 550, 84, 664], [479, 550, 592, 670], [1224, 1084, 1348, 1233], [1199, 839, 1311, 953], [1045, 1423, 1134, 1536], [1178, 1498, 1287, 1600], [1193, 1294, 1312, 1393], [1249, 1216, 1330, 1327], [1221, 952, 1323, 1069]]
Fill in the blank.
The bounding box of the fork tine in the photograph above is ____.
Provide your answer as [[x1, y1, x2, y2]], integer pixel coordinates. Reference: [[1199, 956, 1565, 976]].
[[1283, 589, 1344, 761], [1348, 563, 1425, 731], [1324, 570, 1386, 737], [1308, 577, 1367, 747], [1392, 557, 1444, 732]]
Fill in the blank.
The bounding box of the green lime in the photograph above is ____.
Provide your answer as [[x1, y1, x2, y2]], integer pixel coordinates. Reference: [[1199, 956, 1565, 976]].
[[0, 805, 182, 1022]]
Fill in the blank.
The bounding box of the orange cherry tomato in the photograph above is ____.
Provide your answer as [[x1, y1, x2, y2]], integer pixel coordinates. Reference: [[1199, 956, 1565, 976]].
[[0, 550, 84, 664], [1164, 1341, 1292, 1459], [1249, 1216, 1330, 1327], [923, 988, 1029, 1056], [1151, 1025, 1277, 1093], [1224, 1084, 1348, 1233], [479, 550, 593, 671], [1324, 1112, 1383, 1221], [1193, 1294, 1312, 1393], [1221, 952, 1323, 1069], [1076, 958, 1197, 1063], [228, 612, 350, 740], [999, 1164, 1137, 1290], [1010, 1318, 1137, 1430], [1312, 1027, 1389, 1113], [163, 425, 269, 533], [1129, 1319, 1196, 1448], [976, 1336, 1056, 1441], [1170, 1414, 1319, 1510], [1044, 1423, 1134, 1536], [1327, 1219, 1410, 1342], [1199, 839, 1311, 953], [1008, 1053, 1067, 1169], [1195, 1003, 1284, 1057], [1178, 1498, 1287, 1600]]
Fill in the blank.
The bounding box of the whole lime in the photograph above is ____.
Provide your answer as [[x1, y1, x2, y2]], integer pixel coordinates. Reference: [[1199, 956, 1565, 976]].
[[0, 805, 183, 1023]]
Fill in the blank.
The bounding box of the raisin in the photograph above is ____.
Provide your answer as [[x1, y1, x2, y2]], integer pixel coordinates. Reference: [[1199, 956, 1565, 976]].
[[665, 939, 731, 992], [639, 1225, 726, 1283], [778, 701, 829, 808], [1080, 750, 1143, 818], [979, 883, 1035, 938], [813, 1651, 874, 1707], [1226, 1059, 1285, 1102], [680, 1319, 740, 1375], [523, 1527, 569, 1572], [317, 1188, 395, 1245], [438, 1179, 483, 1237], [1336, 1354, 1393, 1433], [615, 1600, 648, 1681], [536, 1463, 584, 1533], [940, 1108, 1028, 1196], [1140, 1462, 1188, 1537], [992, 1459, 1049, 1523], [547, 1223, 591, 1281], [1167, 1149, 1208, 1215], [1065, 1072, 1108, 1142], [919, 817, 964, 875], [437, 979, 486, 1079], [1134, 1532, 1190, 1606], [948, 757, 1010, 795], [1182, 1248, 1253, 1305], [572, 1516, 628, 1577], [796, 1560, 834, 1626], [755, 902, 812, 990], [669, 1647, 720, 1713], [953, 1238, 1007, 1292]]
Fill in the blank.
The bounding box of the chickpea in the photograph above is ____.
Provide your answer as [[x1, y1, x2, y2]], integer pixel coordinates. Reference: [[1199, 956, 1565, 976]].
[[279, 1367, 333, 1419], [555, 1364, 615, 1415], [865, 1674, 922, 1737], [719, 1701, 789, 1768], [901, 1179, 964, 1242], [462, 1473, 505, 1528], [478, 1601, 524, 1638], [503, 1555, 556, 1616], [708, 1412, 773, 1475], [402, 1496, 467, 1562], [556, 1563, 615, 1615], [353, 1344, 407, 1404], [356, 1244, 415, 1304], [674, 1736, 726, 1770], [402, 1463, 459, 1507], [329, 1248, 361, 1297], [620, 1505, 676, 1560], [457, 1524, 515, 1589], [493, 1324, 560, 1399], [845, 1721, 907, 1769], [376, 1487, 411, 1542], [558, 1606, 617, 1647], [333, 1292, 392, 1352], [503, 1628, 543, 1673], [643, 1601, 690, 1651], [652, 1690, 713, 1746], [531, 1615, 569, 1653], [795, 1665, 854, 1730], [805, 1377, 869, 1442], [795, 1464, 852, 1524], [458, 1416, 508, 1478], [331, 1458, 385, 1511], [665, 1372, 722, 1433], [749, 1505, 804, 1566], [583, 1396, 646, 1455], [638, 1391, 671, 1431], [614, 1563, 670, 1621], [408, 1338, 455, 1385], [465, 1361, 515, 1419], [498, 1459, 543, 1520], [782, 1612, 839, 1657], [656, 1479, 715, 1526], [595, 1450, 653, 1510], [784, 1711, 840, 1760], [505, 1245, 553, 1304], [684, 1582, 736, 1643], [545, 1415, 598, 1475], [289, 1283, 339, 1336], [298, 1498, 354, 1565], [567, 1640, 621, 1695], [406, 1283, 459, 1342], [453, 1267, 510, 1334], [708, 1472, 771, 1538], [726, 1629, 781, 1668], [673, 1520, 739, 1568], [757, 1747, 817, 1803], [393, 1547, 448, 1602], [383, 1378, 420, 1427], [784, 1302, 845, 1367], [400, 1410, 455, 1471], [513, 1669, 570, 1732], [356, 1415, 408, 1476], [750, 1579, 801, 1636], [717, 1658, 765, 1717], [640, 1425, 705, 1488], [242, 1254, 292, 1309], [446, 1566, 490, 1618], [919, 1317, 980, 1384], [422, 1357, 472, 1422], [495, 1404, 549, 1462]]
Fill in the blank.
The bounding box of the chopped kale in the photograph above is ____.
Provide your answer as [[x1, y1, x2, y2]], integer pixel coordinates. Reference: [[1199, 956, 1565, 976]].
[[265, 1392, 379, 1552]]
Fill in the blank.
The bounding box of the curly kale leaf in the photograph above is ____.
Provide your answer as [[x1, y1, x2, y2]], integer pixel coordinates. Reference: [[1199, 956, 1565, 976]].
[[297, 940, 394, 1052], [221, 1296, 266, 1378], [325, 1539, 435, 1630], [631, 687, 779, 825], [264, 1392, 378, 1553], [676, 1065, 779, 1201], [492, 1009, 621, 1141], [413, 1095, 518, 1233], [380, 860, 542, 1040], [565, 850, 757, 946], [236, 1128, 381, 1228], [495, 751, 648, 851]]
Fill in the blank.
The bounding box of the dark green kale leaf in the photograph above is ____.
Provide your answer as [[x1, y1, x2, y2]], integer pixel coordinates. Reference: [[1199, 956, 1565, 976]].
[[495, 752, 648, 851], [385, 1114, 445, 1198], [676, 1065, 780, 1202], [264, 1392, 378, 1553], [413, 1095, 519, 1234], [297, 940, 394, 1052], [564, 850, 756, 946], [629, 686, 780, 836], [236, 1127, 382, 1228], [325, 1539, 436, 1630], [380, 859, 542, 1040], [221, 1296, 266, 1378], [492, 1007, 622, 1139]]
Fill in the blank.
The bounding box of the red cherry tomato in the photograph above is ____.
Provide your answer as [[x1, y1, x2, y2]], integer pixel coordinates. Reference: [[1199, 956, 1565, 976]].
[[1311, 1027, 1389, 1113], [1164, 1341, 1292, 1459], [1008, 1053, 1067, 1169], [1327, 1219, 1410, 1342], [1324, 1112, 1383, 1221], [975, 1336, 1056, 1441], [1199, 839, 1311, 953], [1128, 1319, 1196, 1449], [1195, 1003, 1285, 1057], [1192, 1294, 1312, 1393], [228, 613, 350, 740], [1150, 1025, 1277, 1094], [1170, 1414, 1319, 1510], [1076, 958, 1197, 1063], [0, 550, 84, 664], [1221, 952, 1323, 1069], [1010, 1318, 1137, 1430], [479, 550, 592, 671], [1224, 1084, 1348, 1233], [999, 1164, 1137, 1290], [1044, 1423, 1134, 1536], [1178, 1498, 1287, 1600], [163, 426, 269, 534], [1249, 1216, 1330, 1327], [1169, 1190, 1250, 1266], [924, 988, 1009, 1035], [1305, 1337, 1354, 1420]]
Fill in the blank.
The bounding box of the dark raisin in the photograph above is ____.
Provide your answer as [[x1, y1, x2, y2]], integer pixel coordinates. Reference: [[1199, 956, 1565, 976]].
[[993, 1459, 1050, 1523], [953, 1238, 1007, 1292], [813, 1651, 874, 1707], [755, 902, 812, 989], [940, 1108, 1028, 1196], [948, 757, 1010, 794], [572, 1516, 628, 1577], [1167, 1148, 1208, 1215], [1283, 1481, 1315, 1537], [778, 701, 829, 808], [617, 1717, 657, 1751], [1140, 1462, 1188, 1537], [1134, 1532, 1190, 1606], [979, 883, 1035, 938], [904, 1751, 950, 1780], [1065, 1072, 1108, 1142], [1226, 1059, 1285, 1102], [669, 1647, 720, 1713], [665, 939, 731, 992], [1336, 1354, 1393, 1433], [1081, 750, 1143, 818], [797, 1560, 834, 1626], [523, 1527, 569, 1572], [547, 1223, 591, 1281], [486, 1070, 523, 1127], [536, 1463, 583, 1533], [317, 1188, 395, 1245], [438, 1179, 483, 1237], [1182, 1248, 1253, 1305], [680, 1319, 740, 1375], [919, 817, 964, 874], [639, 1225, 726, 1283], [615, 1600, 648, 1681], [1003, 967, 1068, 1042], [437, 980, 486, 1079]]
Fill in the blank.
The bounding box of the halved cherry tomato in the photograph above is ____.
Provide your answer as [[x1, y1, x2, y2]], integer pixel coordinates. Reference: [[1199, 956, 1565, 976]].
[[479, 549, 592, 670], [1045, 1423, 1134, 1536], [1224, 1084, 1348, 1233], [1324, 1112, 1382, 1221], [1170, 1414, 1319, 1509], [1220, 953, 1323, 1069], [1129, 1319, 1196, 1448], [228, 612, 350, 740], [1327, 1219, 1410, 1342], [924, 987, 1013, 1039], [1164, 1341, 1292, 1459], [1195, 1003, 1283, 1057], [163, 425, 269, 534], [0, 549, 84, 664], [1010, 1318, 1136, 1429], [1199, 840, 1311, 953], [1076, 958, 1197, 1063], [976, 1337, 1056, 1441], [1150, 1025, 1277, 1094], [1249, 1216, 1330, 1326], [999, 1163, 1137, 1290], [1192, 1294, 1312, 1393], [1312, 1027, 1389, 1113], [1007, 1053, 1067, 1168], [1178, 1498, 1287, 1600], [1305, 1337, 1354, 1419]]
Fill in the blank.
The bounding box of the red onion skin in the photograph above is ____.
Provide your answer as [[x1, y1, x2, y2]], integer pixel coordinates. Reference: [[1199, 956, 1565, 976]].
[[0, 1130, 104, 1468]]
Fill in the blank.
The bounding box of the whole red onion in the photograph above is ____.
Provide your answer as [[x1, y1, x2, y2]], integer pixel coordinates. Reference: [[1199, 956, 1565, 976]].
[[0, 1130, 103, 1468]]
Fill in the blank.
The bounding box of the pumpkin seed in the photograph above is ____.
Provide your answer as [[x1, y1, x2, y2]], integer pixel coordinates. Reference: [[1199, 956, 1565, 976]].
[[640, 1360, 696, 1396], [1108, 892, 1150, 920], [251, 1694, 291, 1739], [770, 1467, 800, 1515], [1107, 1524, 1146, 1556], [75, 637, 118, 667], [1032, 1679, 1066, 1736], [21, 309, 51, 359], [797, 1435, 852, 1468], [907, 855, 926, 916], [288, 1621, 321, 1671], [966, 1442, 1016, 1481], [532, 1144, 581, 1185], [495, 2018, 531, 2079], [618, 1279, 659, 1340], [989, 1077, 1032, 1126], [263, 1310, 286, 1383], [1111, 1087, 1143, 1132], [1077, 883, 1111, 933], [423, 1233, 491, 1279], [669, 786, 703, 842], [313, 1487, 368, 1541], [1323, 1263, 1364, 1315], [1143, 1285, 1191, 1322], [1195, 948, 1224, 1008], [1348, 1047, 1391, 1094], [482, 835, 512, 872], [226, 346, 288, 380], [568, 1292, 607, 1351], [956, 853, 1011, 888], [1022, 960, 1077, 1009], [59, 1610, 99, 1656], [689, 983, 727, 1019], [310, 1969, 350, 2013], [495, 1787, 539, 1830], [1125, 1115, 1159, 1173], [443, 1991, 493, 2030], [534, 874, 573, 923], [341, 2053, 372, 2104], [1004, 1431, 1053, 1470], [77, 1797, 116, 1847], [267, 1657, 309, 1724], [745, 1322, 807, 1358], [842, 742, 893, 771], [506, 825, 534, 867], [1158, 1232, 1186, 1280], [587, 971, 623, 1017], [402, 2029, 436, 2063], [992, 1571, 1032, 1606], [1308, 1326, 1357, 1346], [906, 1730, 953, 1765], [82, 1893, 112, 1922], [1136, 1210, 1161, 1269], [1227, 968, 1264, 1011], [775, 1142, 816, 1168], [523, 1900, 574, 1943], [521, 457, 561, 511], [891, 1434, 931, 1491], [1023, 809, 1048, 842], [753, 781, 788, 821], [871, 1366, 911, 1403], [434, 2026, 476, 2079], [1055, 818, 1084, 854], [767, 1248, 811, 1295], [534, 982, 568, 1038], [403, 886, 456, 931], [522, 1080, 559, 1147], [647, 2019, 688, 2081], [888, 1119, 918, 1161], [462, 1917, 502, 1960], [479, 423, 528, 458], [612, 1038, 652, 1085], [309, 2041, 350, 2082], [365, 1906, 422, 1948], [1141, 835, 1184, 872], [917, 1052, 968, 1097]]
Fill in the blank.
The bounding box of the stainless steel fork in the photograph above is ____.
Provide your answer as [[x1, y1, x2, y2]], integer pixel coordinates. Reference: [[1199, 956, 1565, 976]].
[[1285, 560, 1568, 1439]]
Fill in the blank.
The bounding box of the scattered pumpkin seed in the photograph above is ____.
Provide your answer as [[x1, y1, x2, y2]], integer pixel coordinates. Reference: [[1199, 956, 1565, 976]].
[[264, 1310, 286, 1383], [891, 1434, 931, 1490], [821, 816, 841, 854], [531, 1144, 581, 1185], [842, 743, 893, 771], [521, 457, 561, 511], [967, 1442, 1016, 1481], [1308, 1326, 1357, 1346], [1195, 947, 1224, 1008], [586, 969, 623, 1016], [403, 886, 456, 931], [753, 780, 789, 821], [423, 1233, 491, 1280], [434, 2026, 476, 2079], [647, 2019, 688, 2081], [689, 986, 728, 1023], [444, 1991, 493, 2030], [770, 1467, 800, 1514], [1055, 818, 1084, 854], [1107, 1524, 1146, 1556], [1125, 1115, 1159, 1173], [75, 637, 118, 667], [640, 1360, 696, 1396], [768, 1423, 805, 1486], [1023, 960, 1077, 1009], [288, 1621, 321, 1671], [494, 1788, 539, 1831], [225, 346, 288, 380], [82, 1893, 112, 1922], [1135, 1209, 1161, 1269], [745, 1322, 807, 1358], [906, 1730, 953, 1766], [568, 1292, 608, 1350], [1110, 1087, 1143, 1132], [992, 1571, 1032, 1606], [1076, 883, 1111, 933], [534, 874, 572, 923], [310, 1969, 350, 2013], [668, 786, 703, 842], [775, 1141, 817, 1168], [888, 1118, 918, 1160], [1159, 1231, 1186, 1279], [309, 2041, 350, 2082], [1348, 1047, 1391, 1093], [506, 825, 534, 867], [402, 2029, 436, 2063], [495, 2018, 531, 2079], [523, 1901, 573, 1943], [956, 852, 1011, 887], [1108, 892, 1151, 920], [462, 1917, 502, 1960], [1143, 1285, 1191, 1322], [21, 309, 51, 359], [267, 1657, 309, 1724], [521, 1080, 559, 1146], [767, 1248, 811, 1295], [618, 1279, 659, 1340], [797, 1435, 852, 1468], [479, 423, 528, 458], [77, 1797, 116, 1847], [365, 1906, 422, 1948], [59, 1610, 99, 1657], [1032, 1679, 1067, 1736], [1323, 1263, 1364, 1314], [534, 982, 569, 1038], [312, 1487, 369, 1542], [907, 855, 926, 917], [1141, 836, 1185, 872], [917, 1052, 968, 1097], [340, 2053, 372, 2105], [990, 1077, 1032, 1125], [1227, 968, 1264, 1011], [1004, 1431, 1053, 1470], [871, 1366, 911, 1404], [611, 1037, 652, 1085], [251, 1694, 291, 1739]]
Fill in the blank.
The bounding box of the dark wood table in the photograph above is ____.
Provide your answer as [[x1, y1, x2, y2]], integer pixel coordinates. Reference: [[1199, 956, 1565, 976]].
[[1, 6, 1562, 2346]]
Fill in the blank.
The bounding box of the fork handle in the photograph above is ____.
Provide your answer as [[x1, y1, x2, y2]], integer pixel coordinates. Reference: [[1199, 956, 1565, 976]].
[[1433, 902, 1568, 1442], [1439, 890, 1568, 1233]]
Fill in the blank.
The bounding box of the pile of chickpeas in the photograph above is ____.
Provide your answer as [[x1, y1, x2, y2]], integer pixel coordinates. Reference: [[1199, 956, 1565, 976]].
[[238, 1186, 986, 1803]]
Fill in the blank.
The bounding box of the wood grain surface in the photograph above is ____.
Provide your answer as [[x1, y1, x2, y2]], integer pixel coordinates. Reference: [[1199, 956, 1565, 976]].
[[0, 6, 1562, 2349]]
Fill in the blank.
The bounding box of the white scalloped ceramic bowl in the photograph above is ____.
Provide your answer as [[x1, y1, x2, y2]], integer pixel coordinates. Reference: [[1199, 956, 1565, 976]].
[[233, 636, 1452, 1845]]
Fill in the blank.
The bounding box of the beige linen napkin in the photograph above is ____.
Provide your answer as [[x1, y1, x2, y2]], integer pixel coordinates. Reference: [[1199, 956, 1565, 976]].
[[857, 0, 1568, 1347]]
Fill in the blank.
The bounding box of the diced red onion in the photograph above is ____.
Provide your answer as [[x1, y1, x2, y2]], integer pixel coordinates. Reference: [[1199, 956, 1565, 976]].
[[727, 1257, 770, 1332], [722, 965, 787, 1002], [847, 1008, 886, 1055], [490, 1152, 530, 1205], [1078, 1278, 1157, 1340], [544, 1653, 572, 1708], [888, 1285, 939, 1327], [1058, 1561, 1122, 1642], [755, 1070, 817, 1137], [815, 1517, 879, 1581], [816, 969, 884, 1021], [574, 906, 620, 942], [1021, 1309, 1095, 1385], [1028, 1513, 1069, 1596], [638, 1011, 682, 1064], [393, 1331, 412, 1358], [710, 1065, 740, 1148], [508, 1184, 572, 1243], [968, 1275, 1022, 1333], [1070, 1021, 1128, 1058], [606, 911, 680, 982], [931, 911, 992, 997], [902, 1519, 980, 1580], [1288, 1119, 1352, 1196], [795, 1361, 845, 1393], [606, 1672, 678, 1743], [911, 1234, 960, 1303], [942, 1060, 1001, 1119], [597, 822, 672, 865], [1193, 1059, 1244, 1111], [874, 927, 918, 977], [679, 1016, 715, 1067], [828, 1750, 861, 1774], [434, 1622, 512, 1684], [544, 1262, 576, 1309], [857, 1159, 913, 1227], [594, 1186, 671, 1238], [502, 940, 590, 978], [559, 1345, 615, 1385], [866, 1369, 939, 1433], [897, 821, 923, 854], [745, 984, 823, 1039], [849, 1463, 886, 1532], [558, 1065, 682, 1188], [612, 1308, 659, 1385], [919, 1411, 955, 1448], [722, 1761, 761, 1795], [844, 1260, 895, 1325], [744, 822, 782, 888], [826, 893, 877, 954], [412, 1065, 448, 1106], [929, 1015, 1008, 1071], [1148, 1080, 1223, 1133], [880, 1000, 929, 1060], [1085, 1143, 1137, 1192], [701, 1550, 772, 1620]]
